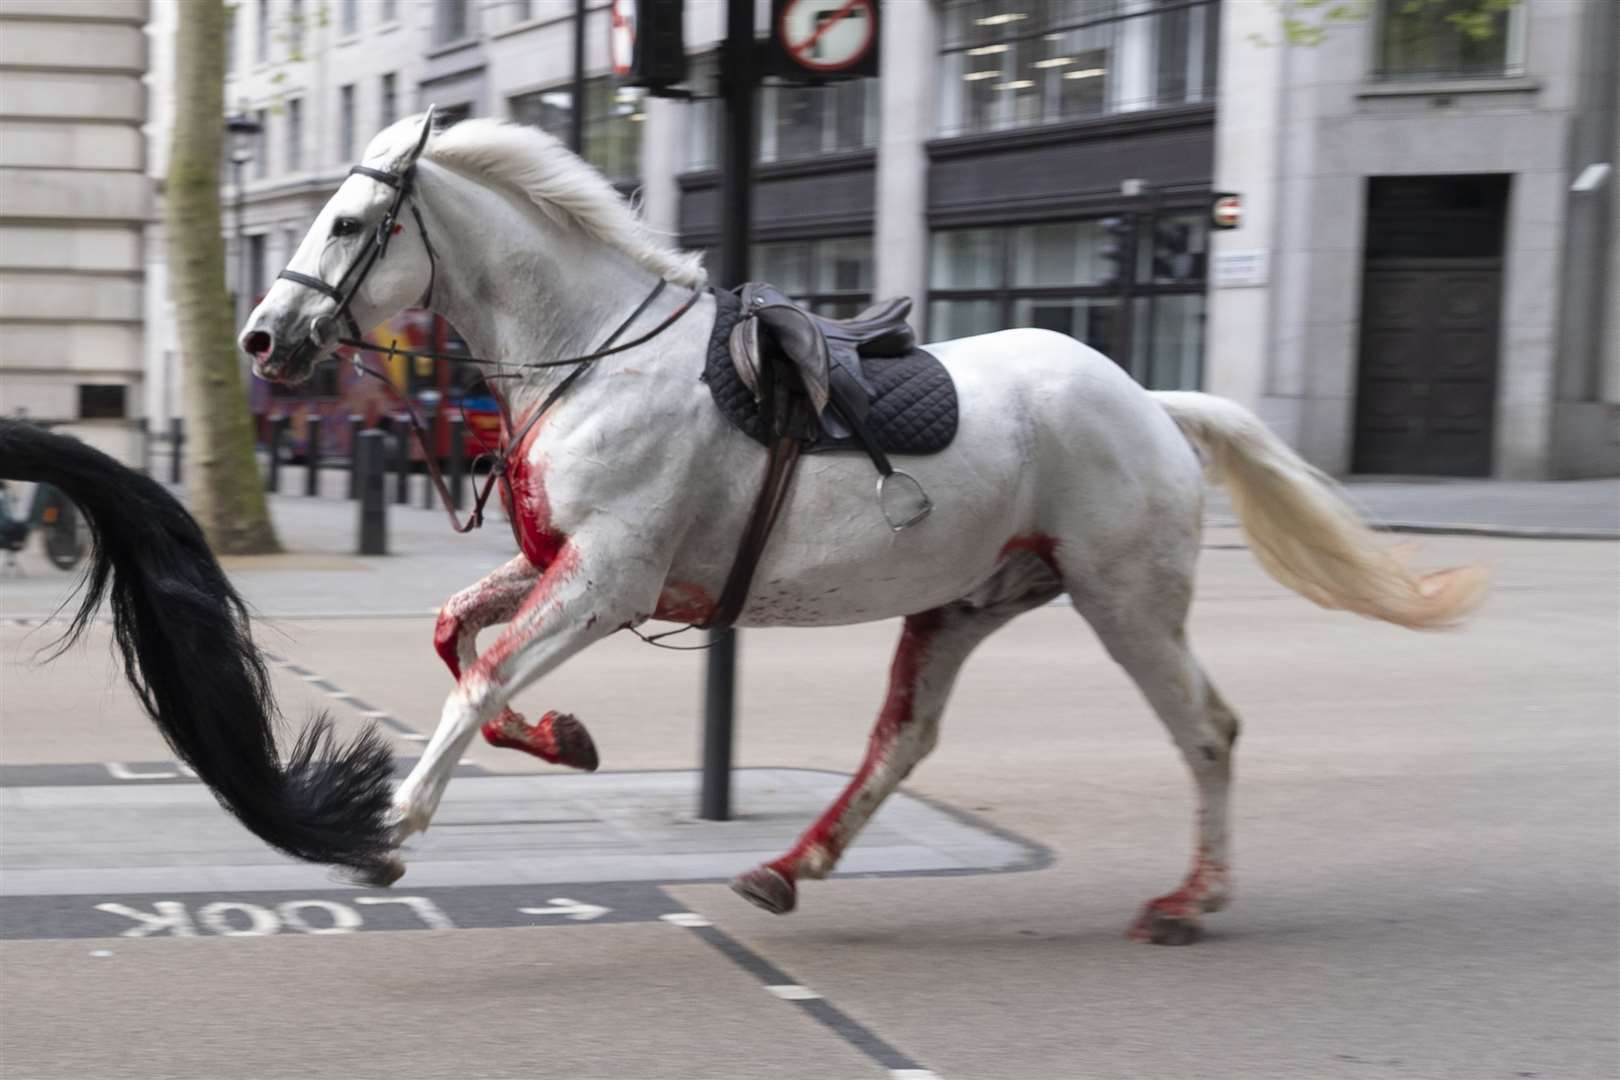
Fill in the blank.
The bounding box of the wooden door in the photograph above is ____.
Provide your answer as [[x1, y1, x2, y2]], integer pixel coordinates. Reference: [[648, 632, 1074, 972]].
[[1353, 258, 1501, 476]]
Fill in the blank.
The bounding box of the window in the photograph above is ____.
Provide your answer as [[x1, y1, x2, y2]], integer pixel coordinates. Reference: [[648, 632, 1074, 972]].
[[436, 103, 472, 129], [1374, 0, 1516, 80], [255, 0, 269, 64], [682, 54, 878, 170], [341, 0, 359, 37], [382, 0, 398, 22], [339, 84, 356, 160], [380, 73, 398, 128], [936, 0, 1221, 136], [927, 212, 1207, 389], [78, 385, 127, 420], [434, 0, 469, 45], [248, 234, 267, 302], [286, 97, 303, 172], [512, 78, 646, 184], [226, 8, 236, 73], [253, 107, 268, 178], [753, 237, 874, 317], [288, 0, 305, 58]]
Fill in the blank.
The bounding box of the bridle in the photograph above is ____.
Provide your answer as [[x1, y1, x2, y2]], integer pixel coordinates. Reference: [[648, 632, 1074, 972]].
[[275, 161, 435, 350], [267, 139, 702, 538]]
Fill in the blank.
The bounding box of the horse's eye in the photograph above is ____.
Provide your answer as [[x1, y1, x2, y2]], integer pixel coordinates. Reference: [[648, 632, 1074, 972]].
[[331, 216, 362, 238]]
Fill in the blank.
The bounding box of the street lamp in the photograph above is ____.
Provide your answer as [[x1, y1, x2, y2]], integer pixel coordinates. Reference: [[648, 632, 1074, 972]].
[[224, 111, 262, 337]]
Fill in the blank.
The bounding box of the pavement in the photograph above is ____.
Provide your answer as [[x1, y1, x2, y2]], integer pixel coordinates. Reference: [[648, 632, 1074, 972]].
[[0, 469, 1616, 1079]]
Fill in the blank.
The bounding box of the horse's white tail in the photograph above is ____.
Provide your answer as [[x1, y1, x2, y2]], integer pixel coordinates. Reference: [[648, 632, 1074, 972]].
[[1153, 391, 1487, 629]]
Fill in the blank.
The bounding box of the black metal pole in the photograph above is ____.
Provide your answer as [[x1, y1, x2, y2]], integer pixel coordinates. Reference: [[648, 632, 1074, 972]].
[[356, 429, 387, 556], [393, 418, 410, 505], [266, 414, 283, 492], [304, 414, 322, 496], [700, 0, 756, 823], [347, 414, 362, 499], [422, 410, 438, 509], [168, 417, 183, 484], [569, 0, 586, 155], [448, 414, 466, 510]]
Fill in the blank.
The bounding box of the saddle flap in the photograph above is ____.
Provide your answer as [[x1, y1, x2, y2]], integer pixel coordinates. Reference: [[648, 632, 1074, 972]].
[[728, 317, 763, 401], [753, 304, 831, 418]]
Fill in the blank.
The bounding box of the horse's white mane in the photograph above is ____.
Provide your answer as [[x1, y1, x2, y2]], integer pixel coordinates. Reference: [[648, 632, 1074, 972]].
[[363, 115, 706, 288]]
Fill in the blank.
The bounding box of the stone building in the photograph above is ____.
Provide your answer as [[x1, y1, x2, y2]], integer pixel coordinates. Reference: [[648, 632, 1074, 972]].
[[157, 0, 1614, 478], [0, 0, 152, 462]]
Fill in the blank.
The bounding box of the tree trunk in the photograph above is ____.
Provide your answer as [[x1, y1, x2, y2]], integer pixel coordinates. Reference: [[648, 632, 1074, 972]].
[[166, 0, 279, 554]]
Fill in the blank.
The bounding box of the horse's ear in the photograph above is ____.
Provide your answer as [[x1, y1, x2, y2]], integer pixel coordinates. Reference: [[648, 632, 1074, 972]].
[[402, 105, 435, 168]]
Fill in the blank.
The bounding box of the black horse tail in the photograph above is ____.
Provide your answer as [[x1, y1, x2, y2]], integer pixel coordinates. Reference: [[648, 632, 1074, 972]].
[[0, 420, 395, 876]]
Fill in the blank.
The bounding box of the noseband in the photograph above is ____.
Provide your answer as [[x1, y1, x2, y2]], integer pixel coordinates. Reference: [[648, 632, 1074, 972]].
[[275, 163, 437, 345]]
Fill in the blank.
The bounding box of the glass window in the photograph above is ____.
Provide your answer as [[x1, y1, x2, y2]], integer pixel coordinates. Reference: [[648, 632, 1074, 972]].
[[752, 237, 873, 313], [382, 0, 397, 22], [937, 0, 1220, 136], [1132, 294, 1204, 389], [681, 53, 876, 170], [511, 87, 574, 139], [255, 0, 269, 63], [288, 0, 304, 57], [253, 108, 268, 178], [286, 97, 303, 171], [434, 0, 469, 45], [380, 72, 398, 127], [339, 84, 355, 161], [341, 0, 359, 36], [513, 79, 645, 183], [1374, 0, 1513, 80], [226, 8, 236, 73], [78, 385, 127, 420], [928, 214, 1206, 388]]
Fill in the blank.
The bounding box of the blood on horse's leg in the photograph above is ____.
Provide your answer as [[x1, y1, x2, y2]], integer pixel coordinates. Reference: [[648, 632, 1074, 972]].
[[481, 709, 598, 771], [435, 555, 599, 770], [733, 604, 1018, 914]]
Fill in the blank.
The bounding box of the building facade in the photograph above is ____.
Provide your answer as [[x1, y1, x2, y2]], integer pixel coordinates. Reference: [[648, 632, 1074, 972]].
[[1, 0, 152, 462], [155, 0, 1614, 478], [1210, 0, 1618, 478]]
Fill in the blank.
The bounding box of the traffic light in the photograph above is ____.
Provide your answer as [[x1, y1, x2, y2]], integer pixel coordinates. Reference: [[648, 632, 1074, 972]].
[[1150, 219, 1202, 282], [1098, 216, 1133, 288]]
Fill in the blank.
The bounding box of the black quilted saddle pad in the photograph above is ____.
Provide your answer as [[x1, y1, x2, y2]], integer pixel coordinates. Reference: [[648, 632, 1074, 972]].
[[703, 286, 959, 456]]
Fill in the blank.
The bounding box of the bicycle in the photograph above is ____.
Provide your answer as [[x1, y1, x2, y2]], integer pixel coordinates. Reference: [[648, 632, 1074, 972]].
[[0, 478, 86, 574]]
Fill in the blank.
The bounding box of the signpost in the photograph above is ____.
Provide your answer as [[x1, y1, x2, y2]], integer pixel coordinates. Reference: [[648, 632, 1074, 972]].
[[621, 0, 876, 821]]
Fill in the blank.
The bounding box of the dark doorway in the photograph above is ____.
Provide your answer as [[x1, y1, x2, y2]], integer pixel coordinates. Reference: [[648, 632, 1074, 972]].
[[1353, 175, 1508, 476]]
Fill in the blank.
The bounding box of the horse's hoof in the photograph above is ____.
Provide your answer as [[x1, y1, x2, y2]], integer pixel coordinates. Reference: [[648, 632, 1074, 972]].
[[544, 711, 599, 772], [1128, 909, 1202, 946], [341, 854, 406, 889], [731, 865, 796, 914]]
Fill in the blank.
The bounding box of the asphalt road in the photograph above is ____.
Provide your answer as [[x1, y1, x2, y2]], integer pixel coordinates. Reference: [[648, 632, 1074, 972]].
[[0, 529, 1615, 1079]]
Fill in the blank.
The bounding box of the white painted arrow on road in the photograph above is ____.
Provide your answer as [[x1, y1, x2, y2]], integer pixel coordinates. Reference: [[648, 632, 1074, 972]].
[[518, 898, 610, 921]]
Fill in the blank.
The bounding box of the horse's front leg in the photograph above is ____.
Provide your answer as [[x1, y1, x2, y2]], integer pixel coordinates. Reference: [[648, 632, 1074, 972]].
[[434, 554, 597, 770], [387, 539, 657, 863]]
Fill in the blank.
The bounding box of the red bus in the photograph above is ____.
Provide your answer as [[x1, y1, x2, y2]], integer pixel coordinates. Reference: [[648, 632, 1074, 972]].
[[252, 310, 501, 464]]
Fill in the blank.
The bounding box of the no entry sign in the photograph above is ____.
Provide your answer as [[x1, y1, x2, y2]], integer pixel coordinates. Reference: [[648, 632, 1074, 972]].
[[769, 0, 880, 80]]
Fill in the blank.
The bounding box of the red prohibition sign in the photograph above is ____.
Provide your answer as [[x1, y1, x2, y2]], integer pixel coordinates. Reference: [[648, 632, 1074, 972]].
[[779, 0, 877, 73]]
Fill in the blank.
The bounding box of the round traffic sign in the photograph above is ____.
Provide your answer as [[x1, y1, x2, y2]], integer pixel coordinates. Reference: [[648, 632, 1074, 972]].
[[1212, 194, 1243, 230], [778, 0, 878, 73]]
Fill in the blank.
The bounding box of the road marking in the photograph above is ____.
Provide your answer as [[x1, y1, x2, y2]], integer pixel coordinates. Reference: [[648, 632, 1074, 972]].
[[518, 898, 610, 922], [766, 984, 822, 1001], [325, 691, 354, 701], [659, 912, 712, 928]]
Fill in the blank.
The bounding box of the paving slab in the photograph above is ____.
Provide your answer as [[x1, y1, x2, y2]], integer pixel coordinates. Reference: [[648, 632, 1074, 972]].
[[0, 768, 1040, 899]]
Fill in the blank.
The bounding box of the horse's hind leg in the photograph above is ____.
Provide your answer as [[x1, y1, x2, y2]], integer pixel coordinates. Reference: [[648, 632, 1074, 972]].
[[1072, 581, 1241, 945], [733, 598, 1033, 914]]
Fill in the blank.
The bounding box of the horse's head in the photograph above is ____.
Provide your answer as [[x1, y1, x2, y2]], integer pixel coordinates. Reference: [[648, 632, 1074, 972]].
[[239, 109, 438, 384]]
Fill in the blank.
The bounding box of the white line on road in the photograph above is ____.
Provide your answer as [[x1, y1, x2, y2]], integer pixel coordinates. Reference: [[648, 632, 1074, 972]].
[[659, 912, 712, 928], [766, 984, 822, 1001]]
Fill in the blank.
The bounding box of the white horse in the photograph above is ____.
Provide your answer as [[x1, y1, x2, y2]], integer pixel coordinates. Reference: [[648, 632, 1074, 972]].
[[239, 113, 1483, 944]]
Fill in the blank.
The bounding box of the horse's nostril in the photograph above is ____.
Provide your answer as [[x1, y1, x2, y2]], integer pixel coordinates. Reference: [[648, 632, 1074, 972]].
[[244, 330, 273, 358]]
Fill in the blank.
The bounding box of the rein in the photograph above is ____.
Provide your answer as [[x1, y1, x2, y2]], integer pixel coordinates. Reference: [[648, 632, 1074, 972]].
[[269, 146, 702, 535]]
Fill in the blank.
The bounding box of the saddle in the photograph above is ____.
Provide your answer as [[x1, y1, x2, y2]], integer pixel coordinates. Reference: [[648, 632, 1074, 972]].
[[700, 284, 959, 630]]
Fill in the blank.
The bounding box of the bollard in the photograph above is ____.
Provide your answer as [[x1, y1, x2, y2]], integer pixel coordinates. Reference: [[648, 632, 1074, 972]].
[[305, 415, 322, 496], [347, 415, 363, 499], [355, 430, 388, 555], [393, 415, 410, 505], [266, 415, 286, 492], [136, 418, 149, 475], [168, 417, 183, 484], [447, 414, 466, 511], [422, 412, 438, 509]]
